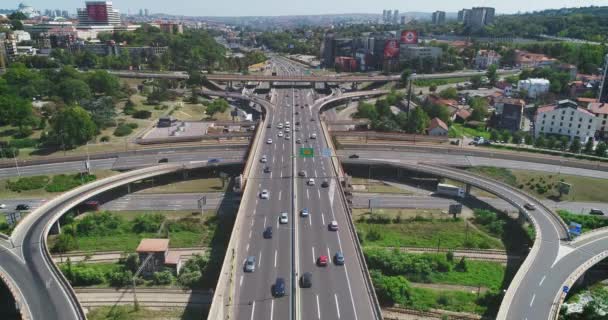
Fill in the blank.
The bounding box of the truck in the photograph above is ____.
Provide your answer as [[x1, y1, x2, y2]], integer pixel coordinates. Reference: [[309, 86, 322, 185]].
[[436, 183, 465, 198]]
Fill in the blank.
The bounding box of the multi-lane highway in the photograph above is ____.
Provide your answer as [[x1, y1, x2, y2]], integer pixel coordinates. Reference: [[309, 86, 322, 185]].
[[231, 60, 378, 320]]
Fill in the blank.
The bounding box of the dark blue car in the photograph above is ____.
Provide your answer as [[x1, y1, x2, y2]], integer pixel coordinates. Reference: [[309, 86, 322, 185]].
[[273, 277, 286, 297]]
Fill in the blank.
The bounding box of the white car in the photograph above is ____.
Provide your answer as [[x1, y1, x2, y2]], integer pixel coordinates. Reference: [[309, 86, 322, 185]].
[[260, 155, 267, 163], [285, 128, 291, 133], [278, 132, 284, 137], [285, 121, 290, 126], [307, 178, 315, 186], [277, 123, 283, 129], [0, 204, 6, 209], [279, 212, 288, 224], [310, 133, 317, 139], [267, 138, 273, 144], [260, 190, 270, 199], [329, 220, 338, 231]]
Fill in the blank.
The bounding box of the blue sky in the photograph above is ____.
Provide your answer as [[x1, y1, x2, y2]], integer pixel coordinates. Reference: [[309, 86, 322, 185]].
[[8, 0, 608, 17]]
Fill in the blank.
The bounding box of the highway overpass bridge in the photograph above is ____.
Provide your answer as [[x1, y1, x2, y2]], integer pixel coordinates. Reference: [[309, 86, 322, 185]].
[[0, 61, 605, 320]]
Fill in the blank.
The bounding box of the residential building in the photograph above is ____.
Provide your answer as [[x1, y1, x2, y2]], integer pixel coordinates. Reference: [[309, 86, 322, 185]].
[[12, 30, 31, 43], [23, 21, 76, 38], [393, 10, 399, 24], [428, 118, 449, 136], [77, 1, 121, 26], [600, 54, 608, 103], [160, 22, 183, 34], [432, 11, 446, 25], [465, 7, 495, 30], [454, 109, 471, 123], [515, 50, 558, 69], [457, 9, 471, 23], [399, 45, 442, 61], [518, 78, 550, 99], [474, 50, 501, 69], [493, 98, 526, 132], [535, 100, 598, 142], [588, 102, 608, 138]]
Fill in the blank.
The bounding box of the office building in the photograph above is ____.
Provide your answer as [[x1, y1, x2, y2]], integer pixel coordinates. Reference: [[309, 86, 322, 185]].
[[77, 1, 121, 26], [144, 9, 149, 16], [432, 11, 446, 25], [393, 10, 399, 24], [320, 32, 336, 68], [160, 23, 183, 34], [599, 54, 608, 103], [535, 100, 598, 142], [399, 45, 443, 61], [458, 9, 471, 23], [385, 10, 392, 23], [518, 78, 550, 99]]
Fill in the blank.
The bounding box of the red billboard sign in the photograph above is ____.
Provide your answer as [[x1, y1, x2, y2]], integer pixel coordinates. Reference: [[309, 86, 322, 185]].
[[87, 3, 108, 22], [400, 30, 418, 44], [383, 40, 400, 58]]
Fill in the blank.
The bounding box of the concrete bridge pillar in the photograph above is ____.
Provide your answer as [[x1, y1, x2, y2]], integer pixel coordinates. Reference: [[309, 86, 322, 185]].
[[50, 220, 61, 235], [465, 184, 472, 196]]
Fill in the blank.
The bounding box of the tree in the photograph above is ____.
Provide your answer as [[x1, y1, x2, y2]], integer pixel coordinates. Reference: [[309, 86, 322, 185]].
[[49, 106, 97, 148], [534, 135, 546, 148], [153, 270, 174, 285], [486, 64, 498, 86], [470, 75, 483, 89], [559, 135, 570, 151], [569, 137, 581, 154], [584, 139, 594, 154], [80, 96, 117, 129], [546, 136, 557, 149], [87, 70, 121, 96], [455, 257, 468, 272], [205, 98, 229, 118], [524, 133, 534, 145], [469, 97, 488, 121], [422, 103, 450, 123], [490, 130, 499, 141], [58, 79, 92, 104], [595, 142, 607, 157], [500, 130, 511, 143], [429, 85, 437, 92], [400, 69, 412, 85], [400, 108, 429, 134], [355, 102, 378, 120], [512, 131, 524, 144], [439, 87, 458, 100]]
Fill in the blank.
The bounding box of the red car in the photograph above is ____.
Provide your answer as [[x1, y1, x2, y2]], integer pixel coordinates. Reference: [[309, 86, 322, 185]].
[[317, 255, 328, 266]]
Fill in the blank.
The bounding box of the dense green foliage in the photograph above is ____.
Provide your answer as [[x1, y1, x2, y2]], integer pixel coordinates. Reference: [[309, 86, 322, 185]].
[[256, 30, 321, 55], [354, 91, 433, 134], [558, 210, 608, 233], [205, 98, 230, 118], [6, 175, 50, 192]]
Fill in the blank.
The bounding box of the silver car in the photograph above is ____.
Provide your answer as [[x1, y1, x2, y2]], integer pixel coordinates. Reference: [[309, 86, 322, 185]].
[[244, 256, 256, 272]]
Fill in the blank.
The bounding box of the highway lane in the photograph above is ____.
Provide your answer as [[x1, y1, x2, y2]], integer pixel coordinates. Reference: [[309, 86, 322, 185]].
[[0, 149, 247, 179]]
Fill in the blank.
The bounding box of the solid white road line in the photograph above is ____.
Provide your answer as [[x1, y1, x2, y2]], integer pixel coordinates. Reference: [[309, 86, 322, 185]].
[[250, 301, 256, 320], [276, 218, 279, 229], [317, 189, 321, 199], [321, 212, 325, 226], [263, 216, 267, 227], [306, 189, 310, 199], [530, 294, 536, 307], [270, 299, 275, 320], [274, 250, 278, 268], [335, 294, 341, 318], [309, 214, 312, 226], [327, 247, 332, 263], [312, 246, 316, 264], [279, 191, 282, 201], [316, 294, 321, 319], [539, 275, 546, 286], [239, 275, 243, 287], [258, 251, 262, 268]]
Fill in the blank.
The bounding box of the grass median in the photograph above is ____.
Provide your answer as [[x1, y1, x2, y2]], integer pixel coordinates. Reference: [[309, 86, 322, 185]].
[[88, 305, 206, 320]]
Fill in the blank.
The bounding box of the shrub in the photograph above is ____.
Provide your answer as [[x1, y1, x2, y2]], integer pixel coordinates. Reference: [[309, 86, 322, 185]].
[[52, 233, 78, 253], [0, 147, 19, 158], [132, 214, 165, 233], [9, 138, 38, 149], [69, 266, 105, 286], [100, 135, 110, 142], [108, 270, 132, 287], [45, 173, 96, 192], [446, 251, 454, 262], [127, 123, 138, 129], [153, 270, 174, 285], [455, 257, 468, 272], [132, 110, 151, 119], [7, 175, 49, 192], [113, 124, 133, 137], [366, 228, 383, 241]]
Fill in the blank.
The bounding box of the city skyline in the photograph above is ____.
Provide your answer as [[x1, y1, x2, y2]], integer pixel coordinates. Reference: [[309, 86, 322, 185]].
[[4, 0, 608, 17]]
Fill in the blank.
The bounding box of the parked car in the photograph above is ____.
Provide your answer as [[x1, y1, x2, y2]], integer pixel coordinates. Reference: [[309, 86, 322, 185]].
[[590, 209, 605, 216], [158, 158, 168, 163]]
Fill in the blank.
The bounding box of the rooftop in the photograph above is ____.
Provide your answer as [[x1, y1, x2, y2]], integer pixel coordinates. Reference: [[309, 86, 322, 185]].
[[165, 251, 182, 265], [429, 117, 448, 131], [136, 239, 169, 253], [589, 102, 608, 115]]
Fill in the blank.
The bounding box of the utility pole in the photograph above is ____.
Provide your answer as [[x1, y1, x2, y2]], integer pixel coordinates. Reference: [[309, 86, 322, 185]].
[[11, 148, 21, 177]]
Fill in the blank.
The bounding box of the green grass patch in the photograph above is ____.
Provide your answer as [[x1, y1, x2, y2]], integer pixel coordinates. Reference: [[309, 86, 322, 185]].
[[413, 77, 470, 87], [557, 210, 608, 233], [87, 305, 205, 320], [356, 215, 504, 250], [449, 123, 490, 139], [409, 287, 488, 314], [468, 167, 608, 202], [0, 171, 115, 199], [428, 259, 505, 291], [6, 175, 50, 192], [138, 177, 228, 194], [45, 174, 97, 192]]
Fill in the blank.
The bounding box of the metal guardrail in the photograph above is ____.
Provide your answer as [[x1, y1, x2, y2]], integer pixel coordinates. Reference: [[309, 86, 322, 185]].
[[135, 133, 252, 145], [333, 131, 449, 143]]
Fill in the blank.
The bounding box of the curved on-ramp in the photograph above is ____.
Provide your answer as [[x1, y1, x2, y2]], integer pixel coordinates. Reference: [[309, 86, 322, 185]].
[[0, 161, 241, 320]]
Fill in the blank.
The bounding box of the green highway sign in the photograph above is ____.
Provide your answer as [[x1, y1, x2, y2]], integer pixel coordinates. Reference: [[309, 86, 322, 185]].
[[299, 148, 314, 158]]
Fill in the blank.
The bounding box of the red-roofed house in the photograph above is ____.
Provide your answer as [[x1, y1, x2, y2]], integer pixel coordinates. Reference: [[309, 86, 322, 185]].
[[515, 50, 558, 69], [428, 117, 449, 136], [534, 100, 598, 142], [454, 109, 472, 123], [588, 102, 608, 138], [137, 239, 170, 275]]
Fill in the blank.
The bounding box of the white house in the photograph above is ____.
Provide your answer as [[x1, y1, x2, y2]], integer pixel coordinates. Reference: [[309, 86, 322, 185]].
[[534, 100, 598, 143], [518, 78, 550, 99], [474, 50, 501, 69]]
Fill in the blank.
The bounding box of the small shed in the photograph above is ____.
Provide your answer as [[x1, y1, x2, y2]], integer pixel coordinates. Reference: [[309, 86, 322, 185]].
[[136, 239, 170, 275]]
